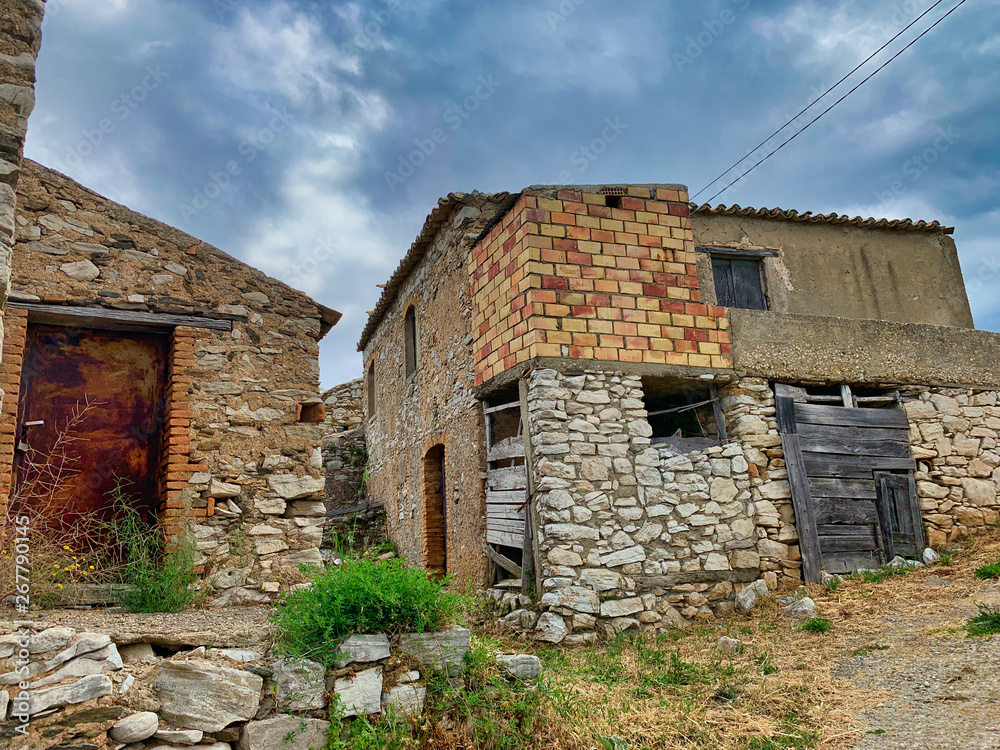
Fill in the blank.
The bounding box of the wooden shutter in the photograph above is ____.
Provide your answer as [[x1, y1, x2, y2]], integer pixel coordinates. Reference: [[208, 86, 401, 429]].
[[711, 257, 767, 310]]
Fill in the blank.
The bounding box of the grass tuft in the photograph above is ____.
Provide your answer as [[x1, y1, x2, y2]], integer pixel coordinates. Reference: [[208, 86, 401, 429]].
[[966, 603, 1000, 637], [798, 618, 831, 633], [973, 558, 1000, 580]]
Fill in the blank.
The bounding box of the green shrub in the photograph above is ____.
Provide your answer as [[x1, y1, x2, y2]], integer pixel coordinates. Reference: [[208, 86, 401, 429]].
[[966, 603, 1000, 637], [105, 483, 200, 613], [973, 558, 1000, 580], [798, 618, 831, 633], [274, 558, 455, 665]]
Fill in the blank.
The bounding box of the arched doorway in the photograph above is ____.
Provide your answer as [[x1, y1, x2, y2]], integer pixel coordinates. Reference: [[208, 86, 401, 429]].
[[422, 444, 447, 575]]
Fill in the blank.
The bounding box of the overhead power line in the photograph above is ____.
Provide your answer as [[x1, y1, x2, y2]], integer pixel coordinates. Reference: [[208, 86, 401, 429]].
[[693, 0, 968, 205]]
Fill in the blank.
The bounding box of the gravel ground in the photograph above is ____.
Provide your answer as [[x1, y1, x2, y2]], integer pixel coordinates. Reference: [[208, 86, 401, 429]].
[[835, 579, 1000, 750]]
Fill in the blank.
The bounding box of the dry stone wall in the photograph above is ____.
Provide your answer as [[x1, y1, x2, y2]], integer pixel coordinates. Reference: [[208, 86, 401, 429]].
[[519, 369, 794, 643], [322, 377, 363, 433], [362, 195, 511, 587], [2, 161, 331, 603], [0, 0, 46, 416], [905, 388, 1000, 545]]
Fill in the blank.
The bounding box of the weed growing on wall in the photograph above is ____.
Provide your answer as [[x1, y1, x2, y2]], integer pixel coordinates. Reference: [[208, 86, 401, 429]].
[[274, 558, 455, 665]]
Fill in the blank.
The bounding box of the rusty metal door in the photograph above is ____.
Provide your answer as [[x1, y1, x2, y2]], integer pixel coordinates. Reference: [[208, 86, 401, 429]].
[[14, 325, 168, 534]]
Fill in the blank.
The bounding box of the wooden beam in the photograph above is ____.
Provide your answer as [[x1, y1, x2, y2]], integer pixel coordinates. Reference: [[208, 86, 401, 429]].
[[10, 302, 233, 331], [775, 384, 823, 585], [710, 384, 728, 443], [483, 400, 521, 415], [695, 246, 779, 258], [482, 543, 522, 579]]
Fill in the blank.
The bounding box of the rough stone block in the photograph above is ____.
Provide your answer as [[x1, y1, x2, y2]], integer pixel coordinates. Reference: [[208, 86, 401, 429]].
[[151, 660, 262, 731], [333, 667, 383, 717], [239, 716, 332, 750], [397, 627, 471, 676], [333, 634, 391, 668], [272, 657, 325, 711]]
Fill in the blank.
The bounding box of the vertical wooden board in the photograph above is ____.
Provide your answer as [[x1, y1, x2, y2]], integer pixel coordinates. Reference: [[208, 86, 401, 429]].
[[711, 257, 734, 307], [775, 392, 823, 584], [731, 258, 767, 310]]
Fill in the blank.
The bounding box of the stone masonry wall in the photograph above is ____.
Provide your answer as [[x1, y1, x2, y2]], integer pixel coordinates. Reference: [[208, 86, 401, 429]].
[[521, 368, 794, 643], [0, 161, 330, 604], [323, 377, 363, 433], [0, 0, 45, 420], [363, 195, 511, 588], [905, 388, 1000, 545]]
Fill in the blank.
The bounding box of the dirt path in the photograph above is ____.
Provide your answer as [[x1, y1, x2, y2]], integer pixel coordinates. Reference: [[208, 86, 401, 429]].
[[828, 563, 1000, 749]]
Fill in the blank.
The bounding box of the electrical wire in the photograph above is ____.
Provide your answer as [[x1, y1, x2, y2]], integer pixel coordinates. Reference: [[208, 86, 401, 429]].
[[699, 0, 969, 206]]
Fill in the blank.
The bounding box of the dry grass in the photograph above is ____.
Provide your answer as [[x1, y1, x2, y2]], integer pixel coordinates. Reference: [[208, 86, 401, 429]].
[[452, 527, 1000, 750]]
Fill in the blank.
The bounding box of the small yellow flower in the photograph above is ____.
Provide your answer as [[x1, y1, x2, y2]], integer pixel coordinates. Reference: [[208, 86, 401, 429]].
[[53, 564, 60, 569], [63, 545, 71, 551], [89, 565, 95, 570]]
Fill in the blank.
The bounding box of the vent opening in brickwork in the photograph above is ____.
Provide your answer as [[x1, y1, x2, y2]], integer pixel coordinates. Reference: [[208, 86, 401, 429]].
[[643, 379, 726, 453], [423, 443, 447, 576], [404, 306, 417, 379], [297, 402, 325, 424]]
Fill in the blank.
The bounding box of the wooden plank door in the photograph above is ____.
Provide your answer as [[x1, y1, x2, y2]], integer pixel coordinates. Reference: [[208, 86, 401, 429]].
[[874, 472, 924, 560], [775, 383, 919, 580], [14, 325, 168, 544]]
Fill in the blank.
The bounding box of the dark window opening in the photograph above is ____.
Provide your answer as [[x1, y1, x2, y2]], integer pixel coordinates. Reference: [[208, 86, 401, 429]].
[[643, 379, 726, 453], [711, 255, 767, 310], [423, 444, 447, 576], [791, 383, 901, 409], [605, 195, 622, 209], [297, 402, 325, 424], [366, 361, 376, 419], [404, 306, 417, 379]]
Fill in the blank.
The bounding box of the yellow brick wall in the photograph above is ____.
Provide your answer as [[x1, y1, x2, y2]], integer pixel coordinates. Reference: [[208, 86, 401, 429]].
[[470, 186, 732, 386]]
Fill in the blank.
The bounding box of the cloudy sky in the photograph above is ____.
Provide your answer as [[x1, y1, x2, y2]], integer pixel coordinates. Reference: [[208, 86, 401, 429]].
[[26, 0, 1000, 387]]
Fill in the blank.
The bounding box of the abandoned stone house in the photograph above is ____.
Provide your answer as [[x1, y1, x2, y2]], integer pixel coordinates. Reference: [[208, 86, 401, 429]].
[[357, 182, 1000, 642], [0, 159, 339, 604]]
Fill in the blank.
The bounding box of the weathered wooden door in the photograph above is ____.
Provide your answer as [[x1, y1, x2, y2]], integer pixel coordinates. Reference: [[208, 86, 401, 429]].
[[874, 472, 924, 560], [483, 399, 530, 586], [775, 383, 921, 581], [14, 325, 168, 535]]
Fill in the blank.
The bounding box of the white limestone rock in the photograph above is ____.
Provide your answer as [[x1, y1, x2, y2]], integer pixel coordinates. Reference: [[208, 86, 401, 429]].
[[29, 674, 113, 715], [735, 579, 770, 615], [239, 716, 331, 750], [110, 711, 159, 743], [496, 654, 543, 681], [153, 728, 204, 745], [782, 597, 816, 621], [534, 612, 568, 643], [383, 684, 426, 718], [716, 637, 741, 654], [151, 660, 262, 731], [333, 667, 383, 717], [333, 634, 391, 668], [272, 657, 325, 711], [269, 474, 325, 500], [397, 627, 471, 676]]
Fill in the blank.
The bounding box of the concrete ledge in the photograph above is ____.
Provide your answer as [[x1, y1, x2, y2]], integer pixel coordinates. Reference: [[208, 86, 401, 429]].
[[730, 310, 1000, 389]]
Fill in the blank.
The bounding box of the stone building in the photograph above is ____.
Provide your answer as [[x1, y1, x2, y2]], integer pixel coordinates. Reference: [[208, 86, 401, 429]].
[[0, 160, 340, 603], [358, 182, 1000, 641]]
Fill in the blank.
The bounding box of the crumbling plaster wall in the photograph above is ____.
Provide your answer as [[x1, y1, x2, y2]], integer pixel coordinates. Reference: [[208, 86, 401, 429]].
[[520, 368, 795, 643], [0, 0, 45, 415], [1, 160, 329, 603], [692, 214, 973, 329], [363, 197, 511, 588]]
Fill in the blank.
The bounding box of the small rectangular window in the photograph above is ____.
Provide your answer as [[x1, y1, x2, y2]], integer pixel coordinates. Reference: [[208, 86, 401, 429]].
[[711, 256, 767, 310], [366, 361, 376, 418], [404, 307, 417, 379]]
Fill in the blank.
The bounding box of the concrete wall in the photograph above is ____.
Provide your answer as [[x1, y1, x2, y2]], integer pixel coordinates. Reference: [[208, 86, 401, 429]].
[[362, 195, 511, 588], [729, 309, 1000, 388], [1, 160, 330, 604], [692, 213, 973, 328]]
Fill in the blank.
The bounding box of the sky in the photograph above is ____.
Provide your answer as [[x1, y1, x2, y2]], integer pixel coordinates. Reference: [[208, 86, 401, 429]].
[[25, 0, 1000, 388]]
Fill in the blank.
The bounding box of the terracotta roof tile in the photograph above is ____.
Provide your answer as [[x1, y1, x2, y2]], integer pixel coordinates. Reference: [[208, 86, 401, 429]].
[[691, 202, 954, 234]]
